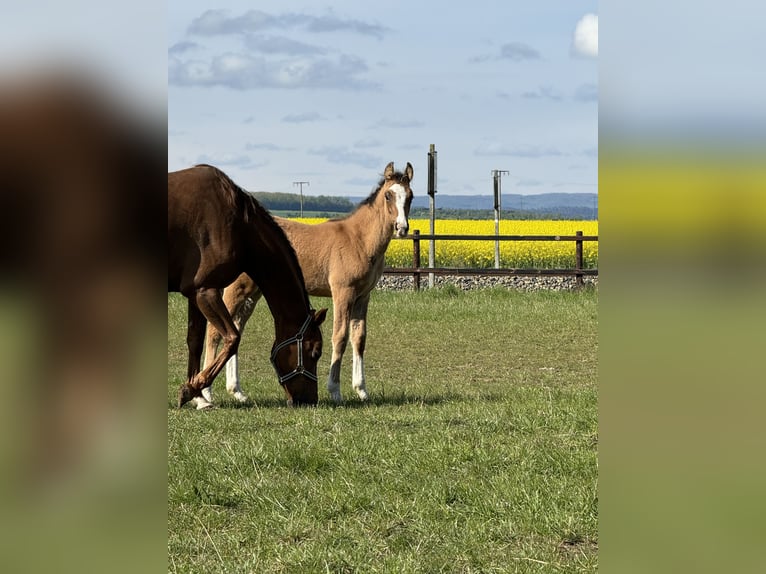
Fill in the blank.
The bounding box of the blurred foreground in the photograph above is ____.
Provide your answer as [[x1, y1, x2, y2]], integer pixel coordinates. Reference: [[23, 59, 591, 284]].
[[0, 29, 165, 574], [600, 148, 766, 572]]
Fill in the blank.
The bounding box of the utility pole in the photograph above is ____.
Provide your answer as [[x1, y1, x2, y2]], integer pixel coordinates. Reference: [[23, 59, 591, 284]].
[[492, 170, 509, 269], [292, 181, 309, 217]]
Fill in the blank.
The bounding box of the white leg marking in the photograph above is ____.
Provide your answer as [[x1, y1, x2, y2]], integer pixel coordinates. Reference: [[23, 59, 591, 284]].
[[193, 396, 214, 410], [201, 386, 214, 403], [352, 348, 368, 401], [225, 353, 238, 391], [225, 353, 248, 402]]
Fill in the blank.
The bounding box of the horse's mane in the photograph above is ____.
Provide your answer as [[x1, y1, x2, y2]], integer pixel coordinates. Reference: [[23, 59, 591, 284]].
[[196, 164, 311, 308], [329, 169, 410, 221]]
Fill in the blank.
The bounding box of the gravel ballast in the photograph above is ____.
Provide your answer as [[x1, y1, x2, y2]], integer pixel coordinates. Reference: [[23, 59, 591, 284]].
[[376, 273, 598, 292]]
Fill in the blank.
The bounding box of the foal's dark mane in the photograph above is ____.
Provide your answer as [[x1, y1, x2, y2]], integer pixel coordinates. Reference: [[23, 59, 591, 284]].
[[330, 169, 410, 221], [195, 163, 311, 309]]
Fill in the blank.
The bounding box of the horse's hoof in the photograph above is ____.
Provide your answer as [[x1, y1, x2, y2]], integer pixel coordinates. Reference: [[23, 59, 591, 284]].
[[194, 398, 215, 410], [355, 389, 369, 401], [232, 391, 249, 403], [201, 387, 214, 403]]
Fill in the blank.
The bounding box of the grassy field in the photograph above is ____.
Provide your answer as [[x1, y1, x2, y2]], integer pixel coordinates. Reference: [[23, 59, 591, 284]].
[[168, 287, 598, 573]]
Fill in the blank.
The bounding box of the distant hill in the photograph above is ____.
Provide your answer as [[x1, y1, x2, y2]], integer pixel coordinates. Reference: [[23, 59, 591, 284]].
[[250, 190, 597, 220], [351, 192, 598, 220]]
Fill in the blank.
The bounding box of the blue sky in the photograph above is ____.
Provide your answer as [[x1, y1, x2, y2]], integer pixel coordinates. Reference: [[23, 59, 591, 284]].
[[168, 1, 598, 198]]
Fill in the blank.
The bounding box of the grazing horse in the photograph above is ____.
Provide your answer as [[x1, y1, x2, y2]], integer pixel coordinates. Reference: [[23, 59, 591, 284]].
[[202, 161, 413, 405], [168, 164, 327, 408]]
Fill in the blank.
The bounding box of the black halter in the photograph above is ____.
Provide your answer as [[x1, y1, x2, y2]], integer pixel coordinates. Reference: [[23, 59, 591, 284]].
[[270, 313, 317, 385]]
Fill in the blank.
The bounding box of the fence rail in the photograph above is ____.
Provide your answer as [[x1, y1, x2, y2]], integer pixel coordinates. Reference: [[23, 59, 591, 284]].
[[383, 229, 598, 290]]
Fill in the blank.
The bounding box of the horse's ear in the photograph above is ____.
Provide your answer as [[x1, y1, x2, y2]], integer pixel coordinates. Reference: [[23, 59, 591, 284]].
[[384, 162, 395, 180], [405, 162, 414, 181], [313, 308, 328, 326]]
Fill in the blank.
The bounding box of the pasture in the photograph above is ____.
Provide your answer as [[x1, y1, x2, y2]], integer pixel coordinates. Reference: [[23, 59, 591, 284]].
[[168, 287, 598, 573]]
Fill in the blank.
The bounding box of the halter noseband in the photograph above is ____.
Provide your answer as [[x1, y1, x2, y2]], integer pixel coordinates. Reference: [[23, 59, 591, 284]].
[[270, 313, 317, 385]]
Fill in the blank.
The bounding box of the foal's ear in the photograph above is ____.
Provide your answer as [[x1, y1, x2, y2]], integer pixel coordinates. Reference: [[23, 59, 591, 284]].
[[405, 162, 414, 182], [383, 161, 395, 180], [313, 308, 328, 326]]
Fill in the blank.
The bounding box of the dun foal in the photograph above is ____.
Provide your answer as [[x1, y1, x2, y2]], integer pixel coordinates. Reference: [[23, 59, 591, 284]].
[[203, 161, 413, 404]]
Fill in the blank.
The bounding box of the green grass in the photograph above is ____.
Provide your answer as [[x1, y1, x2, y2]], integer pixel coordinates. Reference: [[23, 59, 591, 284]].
[[168, 287, 598, 573]]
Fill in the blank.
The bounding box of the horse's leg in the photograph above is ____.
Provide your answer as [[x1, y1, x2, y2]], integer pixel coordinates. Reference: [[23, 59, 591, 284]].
[[349, 292, 371, 401], [199, 275, 257, 405], [179, 287, 240, 408], [196, 289, 224, 408], [224, 293, 259, 402], [327, 289, 353, 403], [200, 294, 223, 405], [180, 297, 213, 408], [221, 275, 259, 402]]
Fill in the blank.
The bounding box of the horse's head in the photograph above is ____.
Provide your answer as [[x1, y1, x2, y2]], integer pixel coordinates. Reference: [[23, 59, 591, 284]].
[[271, 308, 327, 406], [382, 161, 414, 238]]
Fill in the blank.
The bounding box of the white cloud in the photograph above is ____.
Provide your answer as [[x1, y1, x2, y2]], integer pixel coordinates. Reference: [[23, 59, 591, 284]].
[[572, 14, 598, 58], [500, 42, 541, 61], [474, 143, 564, 158], [573, 82, 598, 102], [195, 153, 267, 170], [470, 41, 541, 64], [188, 9, 388, 40], [169, 52, 376, 90], [308, 146, 381, 168], [281, 111, 323, 123], [521, 85, 563, 102]]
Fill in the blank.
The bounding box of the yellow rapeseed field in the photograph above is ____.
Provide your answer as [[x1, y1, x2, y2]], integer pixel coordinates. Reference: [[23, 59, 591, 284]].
[[290, 218, 598, 269]]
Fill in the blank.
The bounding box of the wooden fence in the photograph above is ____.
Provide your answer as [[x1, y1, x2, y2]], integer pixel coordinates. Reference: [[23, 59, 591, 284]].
[[383, 230, 598, 290]]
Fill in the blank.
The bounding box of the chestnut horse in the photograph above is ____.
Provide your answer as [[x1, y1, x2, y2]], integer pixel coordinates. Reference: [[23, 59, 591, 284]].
[[168, 164, 327, 408], [201, 161, 413, 405]]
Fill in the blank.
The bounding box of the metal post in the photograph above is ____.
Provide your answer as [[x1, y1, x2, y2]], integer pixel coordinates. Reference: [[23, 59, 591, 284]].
[[292, 181, 309, 217], [575, 230, 584, 287], [492, 170, 509, 269], [427, 145, 437, 288], [412, 229, 421, 291]]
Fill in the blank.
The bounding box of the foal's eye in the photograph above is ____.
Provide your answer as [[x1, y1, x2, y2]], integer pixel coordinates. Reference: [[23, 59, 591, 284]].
[[384, 190, 392, 201]]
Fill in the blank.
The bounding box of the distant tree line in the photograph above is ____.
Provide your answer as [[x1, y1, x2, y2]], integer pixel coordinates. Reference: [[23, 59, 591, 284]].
[[250, 192, 354, 213], [248, 192, 597, 220]]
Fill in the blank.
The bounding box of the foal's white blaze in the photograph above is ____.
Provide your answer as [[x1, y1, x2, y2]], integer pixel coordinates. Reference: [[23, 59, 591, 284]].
[[390, 183, 409, 237]]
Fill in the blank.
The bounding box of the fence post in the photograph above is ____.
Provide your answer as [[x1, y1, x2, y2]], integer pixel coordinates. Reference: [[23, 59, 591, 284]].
[[575, 230, 584, 287], [412, 229, 421, 291]]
